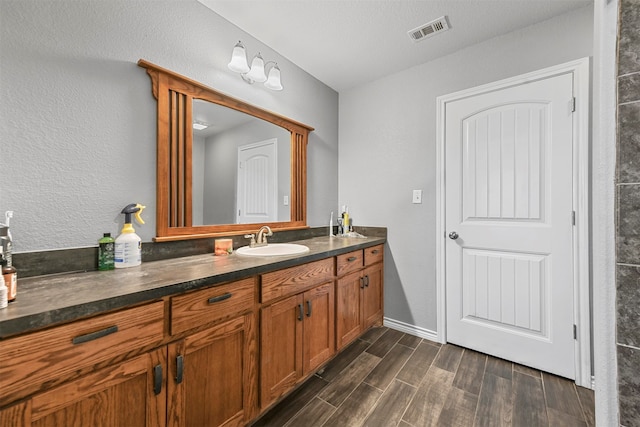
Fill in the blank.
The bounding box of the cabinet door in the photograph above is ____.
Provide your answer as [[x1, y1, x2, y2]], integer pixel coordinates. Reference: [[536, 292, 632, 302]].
[[302, 282, 335, 375], [260, 294, 303, 409], [336, 270, 363, 350], [363, 263, 384, 329], [25, 348, 166, 427], [167, 313, 258, 427], [0, 401, 30, 427]]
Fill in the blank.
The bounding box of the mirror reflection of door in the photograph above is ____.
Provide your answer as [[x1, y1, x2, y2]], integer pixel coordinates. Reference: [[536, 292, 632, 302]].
[[191, 99, 292, 226], [237, 139, 278, 224]]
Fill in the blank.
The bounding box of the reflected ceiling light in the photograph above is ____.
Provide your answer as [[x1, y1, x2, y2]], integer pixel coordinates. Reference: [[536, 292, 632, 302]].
[[193, 121, 209, 130], [227, 40, 283, 91]]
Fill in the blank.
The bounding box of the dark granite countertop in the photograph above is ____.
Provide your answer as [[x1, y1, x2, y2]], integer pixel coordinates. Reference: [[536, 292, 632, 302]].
[[0, 235, 385, 339]]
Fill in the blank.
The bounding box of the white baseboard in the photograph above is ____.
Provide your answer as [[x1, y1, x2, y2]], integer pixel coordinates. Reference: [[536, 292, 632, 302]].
[[383, 317, 440, 344]]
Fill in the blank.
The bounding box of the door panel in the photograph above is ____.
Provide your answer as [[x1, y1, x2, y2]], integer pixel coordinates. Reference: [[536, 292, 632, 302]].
[[445, 72, 575, 379], [237, 139, 277, 224], [462, 249, 546, 335]]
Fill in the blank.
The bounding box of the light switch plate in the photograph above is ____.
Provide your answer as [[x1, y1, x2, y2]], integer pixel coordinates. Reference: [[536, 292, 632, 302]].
[[412, 189, 422, 204], [284, 195, 289, 206]]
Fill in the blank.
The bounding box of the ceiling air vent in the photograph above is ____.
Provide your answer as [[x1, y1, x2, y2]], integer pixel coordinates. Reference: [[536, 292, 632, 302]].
[[408, 16, 450, 42]]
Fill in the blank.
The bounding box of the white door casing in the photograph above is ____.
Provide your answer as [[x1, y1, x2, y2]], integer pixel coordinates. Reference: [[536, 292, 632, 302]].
[[436, 58, 591, 387], [237, 139, 278, 224]]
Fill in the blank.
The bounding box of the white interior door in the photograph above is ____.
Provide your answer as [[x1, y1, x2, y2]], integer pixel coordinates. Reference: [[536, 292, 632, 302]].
[[444, 73, 575, 379], [237, 139, 277, 224]]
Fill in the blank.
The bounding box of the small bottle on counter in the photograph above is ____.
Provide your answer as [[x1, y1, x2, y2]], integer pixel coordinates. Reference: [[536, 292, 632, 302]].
[[98, 232, 115, 270], [1, 253, 16, 302], [0, 274, 7, 309]]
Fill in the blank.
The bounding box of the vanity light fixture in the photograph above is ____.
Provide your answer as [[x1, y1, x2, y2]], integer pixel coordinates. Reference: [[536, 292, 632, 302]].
[[227, 41, 283, 91]]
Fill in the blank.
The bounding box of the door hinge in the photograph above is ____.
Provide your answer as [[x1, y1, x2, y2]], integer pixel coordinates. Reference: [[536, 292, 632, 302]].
[[572, 211, 576, 226], [571, 97, 576, 113], [573, 324, 578, 340]]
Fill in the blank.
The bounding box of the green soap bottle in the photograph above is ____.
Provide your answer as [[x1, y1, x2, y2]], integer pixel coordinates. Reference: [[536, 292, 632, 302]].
[[98, 233, 115, 271]]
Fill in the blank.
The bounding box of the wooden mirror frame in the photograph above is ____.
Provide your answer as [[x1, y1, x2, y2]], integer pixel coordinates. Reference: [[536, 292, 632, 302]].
[[138, 59, 314, 241]]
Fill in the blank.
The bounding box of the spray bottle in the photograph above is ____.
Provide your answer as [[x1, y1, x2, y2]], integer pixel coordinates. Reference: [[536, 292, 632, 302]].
[[0, 211, 13, 267], [114, 203, 145, 269]]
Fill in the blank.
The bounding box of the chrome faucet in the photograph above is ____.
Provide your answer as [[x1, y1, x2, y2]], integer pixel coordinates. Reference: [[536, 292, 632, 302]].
[[245, 225, 273, 248]]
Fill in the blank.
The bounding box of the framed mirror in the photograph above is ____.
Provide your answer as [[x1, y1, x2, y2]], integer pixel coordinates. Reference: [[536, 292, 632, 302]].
[[138, 60, 314, 241]]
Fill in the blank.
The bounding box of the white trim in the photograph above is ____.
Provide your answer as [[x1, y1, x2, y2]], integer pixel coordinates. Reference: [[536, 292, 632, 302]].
[[384, 317, 439, 344], [593, 0, 620, 420], [435, 57, 592, 387]]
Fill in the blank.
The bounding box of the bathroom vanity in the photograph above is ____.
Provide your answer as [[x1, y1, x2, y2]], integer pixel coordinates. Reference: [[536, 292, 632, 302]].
[[0, 235, 384, 427]]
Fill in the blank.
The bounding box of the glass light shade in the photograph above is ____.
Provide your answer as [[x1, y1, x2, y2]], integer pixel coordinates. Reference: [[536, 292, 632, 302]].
[[245, 54, 267, 83], [228, 41, 250, 74], [264, 64, 283, 91]]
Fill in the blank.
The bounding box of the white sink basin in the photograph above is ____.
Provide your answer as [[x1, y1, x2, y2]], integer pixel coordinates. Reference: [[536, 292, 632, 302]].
[[235, 243, 310, 257]]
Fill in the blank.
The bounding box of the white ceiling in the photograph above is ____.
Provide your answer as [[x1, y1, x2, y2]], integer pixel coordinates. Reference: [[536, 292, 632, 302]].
[[199, 0, 593, 92]]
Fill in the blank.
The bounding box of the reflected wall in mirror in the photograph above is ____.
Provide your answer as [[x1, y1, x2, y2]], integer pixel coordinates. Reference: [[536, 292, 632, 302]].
[[191, 99, 291, 226], [138, 59, 314, 241]]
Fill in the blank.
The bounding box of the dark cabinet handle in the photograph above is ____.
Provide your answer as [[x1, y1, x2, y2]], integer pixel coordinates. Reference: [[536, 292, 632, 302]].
[[72, 325, 118, 345], [306, 300, 312, 317], [153, 364, 163, 395], [360, 277, 365, 289], [298, 303, 303, 321], [176, 355, 184, 384], [371, 249, 380, 254], [208, 292, 232, 304], [347, 256, 357, 262], [364, 275, 370, 287]]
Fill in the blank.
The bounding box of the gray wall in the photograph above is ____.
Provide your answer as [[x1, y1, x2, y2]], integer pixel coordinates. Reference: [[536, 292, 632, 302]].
[[0, 0, 339, 252], [616, 1, 640, 425], [339, 6, 594, 333]]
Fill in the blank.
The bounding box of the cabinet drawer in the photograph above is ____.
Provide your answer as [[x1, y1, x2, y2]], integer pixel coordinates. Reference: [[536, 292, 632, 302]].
[[171, 277, 256, 335], [364, 244, 384, 266], [0, 301, 165, 407], [261, 258, 334, 303], [336, 250, 364, 276]]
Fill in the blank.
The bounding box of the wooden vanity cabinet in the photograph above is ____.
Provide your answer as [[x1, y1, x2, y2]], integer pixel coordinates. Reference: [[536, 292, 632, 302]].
[[0, 243, 384, 427], [260, 259, 335, 409], [167, 277, 258, 427], [0, 301, 166, 427], [336, 244, 384, 350]]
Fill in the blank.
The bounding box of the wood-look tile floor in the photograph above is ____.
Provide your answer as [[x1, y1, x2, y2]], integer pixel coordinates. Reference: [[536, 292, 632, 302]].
[[252, 326, 595, 427]]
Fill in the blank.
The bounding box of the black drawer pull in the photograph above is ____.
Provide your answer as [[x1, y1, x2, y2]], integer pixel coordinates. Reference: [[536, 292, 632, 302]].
[[347, 256, 358, 262], [154, 364, 163, 395], [208, 292, 232, 304], [360, 277, 365, 289], [298, 303, 304, 321], [306, 300, 312, 317], [371, 249, 380, 254], [364, 275, 370, 287], [72, 325, 118, 345], [176, 355, 184, 384]]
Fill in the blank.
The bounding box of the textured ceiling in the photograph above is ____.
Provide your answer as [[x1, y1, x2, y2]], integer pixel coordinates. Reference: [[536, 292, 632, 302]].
[[199, 0, 593, 92]]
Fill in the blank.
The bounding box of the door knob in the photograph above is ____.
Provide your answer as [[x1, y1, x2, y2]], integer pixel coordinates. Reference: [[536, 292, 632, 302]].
[[448, 231, 459, 240]]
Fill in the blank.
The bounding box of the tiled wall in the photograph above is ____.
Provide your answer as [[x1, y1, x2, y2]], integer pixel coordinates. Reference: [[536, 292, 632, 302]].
[[617, 1, 640, 426]]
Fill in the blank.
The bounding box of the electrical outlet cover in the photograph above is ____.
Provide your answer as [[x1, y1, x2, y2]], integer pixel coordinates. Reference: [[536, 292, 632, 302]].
[[412, 190, 422, 204]]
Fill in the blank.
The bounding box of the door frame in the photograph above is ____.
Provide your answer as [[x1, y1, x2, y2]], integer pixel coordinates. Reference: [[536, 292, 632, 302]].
[[435, 57, 591, 387]]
